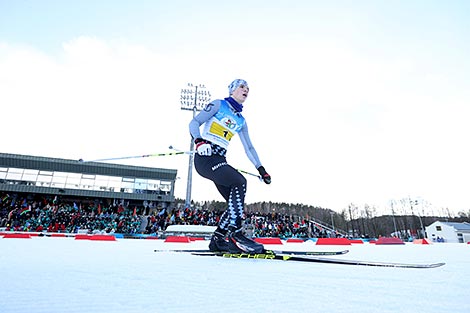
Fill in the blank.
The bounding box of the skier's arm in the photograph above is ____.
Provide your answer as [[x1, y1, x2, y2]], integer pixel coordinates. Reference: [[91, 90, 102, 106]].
[[188, 100, 220, 140], [239, 123, 271, 184], [238, 122, 262, 169]]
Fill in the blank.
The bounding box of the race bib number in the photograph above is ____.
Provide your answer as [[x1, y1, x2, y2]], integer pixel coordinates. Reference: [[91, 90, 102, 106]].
[[209, 122, 234, 141]]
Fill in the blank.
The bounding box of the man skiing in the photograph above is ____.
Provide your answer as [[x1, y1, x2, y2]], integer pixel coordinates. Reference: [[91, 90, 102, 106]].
[[188, 79, 271, 253]]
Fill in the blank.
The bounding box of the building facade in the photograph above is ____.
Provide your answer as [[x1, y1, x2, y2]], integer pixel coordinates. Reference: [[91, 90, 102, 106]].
[[0, 153, 178, 209], [425, 221, 470, 243]]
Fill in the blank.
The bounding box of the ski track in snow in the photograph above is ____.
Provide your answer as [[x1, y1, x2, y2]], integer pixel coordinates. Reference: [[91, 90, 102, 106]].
[[0, 237, 468, 313]]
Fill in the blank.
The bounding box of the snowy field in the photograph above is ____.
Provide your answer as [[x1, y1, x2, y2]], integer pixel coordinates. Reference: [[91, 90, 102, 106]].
[[0, 236, 468, 313]]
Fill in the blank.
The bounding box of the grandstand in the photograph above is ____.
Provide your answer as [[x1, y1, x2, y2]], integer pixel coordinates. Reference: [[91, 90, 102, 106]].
[[1, 153, 347, 239], [0, 152, 178, 209]]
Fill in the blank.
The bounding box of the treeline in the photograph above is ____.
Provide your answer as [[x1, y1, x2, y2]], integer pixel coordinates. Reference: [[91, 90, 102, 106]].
[[178, 198, 470, 238]]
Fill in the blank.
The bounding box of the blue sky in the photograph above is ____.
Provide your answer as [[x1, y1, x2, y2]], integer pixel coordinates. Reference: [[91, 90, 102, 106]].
[[1, 0, 470, 215]]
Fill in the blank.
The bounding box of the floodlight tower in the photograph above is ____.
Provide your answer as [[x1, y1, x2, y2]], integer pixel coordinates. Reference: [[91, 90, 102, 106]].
[[180, 83, 211, 209]]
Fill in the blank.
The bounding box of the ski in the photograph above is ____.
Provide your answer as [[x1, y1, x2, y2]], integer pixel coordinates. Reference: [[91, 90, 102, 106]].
[[192, 252, 445, 269], [154, 249, 349, 256]]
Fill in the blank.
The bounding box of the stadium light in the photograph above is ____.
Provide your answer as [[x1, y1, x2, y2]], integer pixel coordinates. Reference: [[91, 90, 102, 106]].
[[180, 83, 211, 209]]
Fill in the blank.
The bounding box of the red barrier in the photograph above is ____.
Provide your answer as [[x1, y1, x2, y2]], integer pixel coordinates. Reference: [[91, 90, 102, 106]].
[[145, 236, 159, 240], [3, 233, 31, 239], [164, 236, 191, 243], [74, 234, 90, 240], [316, 238, 351, 245], [254, 238, 283, 245], [51, 233, 66, 237], [349, 239, 364, 244], [375, 237, 405, 245], [189, 237, 205, 241], [89, 234, 116, 241], [286, 238, 304, 243], [413, 238, 432, 245]]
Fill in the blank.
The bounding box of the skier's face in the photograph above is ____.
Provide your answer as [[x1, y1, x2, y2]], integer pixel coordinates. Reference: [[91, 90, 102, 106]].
[[231, 84, 249, 104]]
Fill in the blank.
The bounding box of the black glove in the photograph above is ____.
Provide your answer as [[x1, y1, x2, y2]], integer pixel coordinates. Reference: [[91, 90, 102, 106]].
[[257, 166, 271, 184]]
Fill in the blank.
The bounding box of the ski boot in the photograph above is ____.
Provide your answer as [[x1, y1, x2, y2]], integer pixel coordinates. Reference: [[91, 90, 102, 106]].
[[208, 230, 230, 252], [227, 226, 264, 254]]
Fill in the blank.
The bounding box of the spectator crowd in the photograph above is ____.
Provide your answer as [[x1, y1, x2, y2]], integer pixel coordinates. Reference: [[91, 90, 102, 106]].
[[141, 207, 326, 238], [0, 192, 142, 235], [1, 192, 334, 239]]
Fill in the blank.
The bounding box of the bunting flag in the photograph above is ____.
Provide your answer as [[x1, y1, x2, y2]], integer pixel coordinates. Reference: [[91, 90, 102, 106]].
[[20, 206, 31, 215], [1, 194, 9, 202], [133, 207, 137, 216]]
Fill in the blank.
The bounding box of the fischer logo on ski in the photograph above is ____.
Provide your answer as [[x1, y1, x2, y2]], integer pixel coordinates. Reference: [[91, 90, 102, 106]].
[[190, 251, 445, 268], [221, 252, 276, 259]]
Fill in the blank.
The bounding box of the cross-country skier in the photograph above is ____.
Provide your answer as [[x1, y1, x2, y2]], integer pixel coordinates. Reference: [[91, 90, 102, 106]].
[[188, 79, 271, 253]]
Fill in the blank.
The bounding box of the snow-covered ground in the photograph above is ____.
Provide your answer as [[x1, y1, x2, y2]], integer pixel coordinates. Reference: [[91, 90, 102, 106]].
[[0, 236, 468, 313]]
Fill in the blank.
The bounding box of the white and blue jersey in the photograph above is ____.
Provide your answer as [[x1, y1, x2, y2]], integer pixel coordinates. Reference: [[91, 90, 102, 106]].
[[201, 100, 245, 148], [189, 98, 262, 169]]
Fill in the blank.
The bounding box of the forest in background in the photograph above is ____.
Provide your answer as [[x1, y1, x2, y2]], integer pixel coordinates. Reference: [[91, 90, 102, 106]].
[[176, 198, 470, 238]]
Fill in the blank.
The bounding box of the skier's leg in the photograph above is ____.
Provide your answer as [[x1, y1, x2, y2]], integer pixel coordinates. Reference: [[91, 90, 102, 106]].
[[194, 154, 262, 252], [212, 171, 263, 253]]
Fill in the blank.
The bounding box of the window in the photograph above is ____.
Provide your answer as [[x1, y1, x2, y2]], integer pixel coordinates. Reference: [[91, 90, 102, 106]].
[[108, 176, 122, 192], [65, 173, 81, 189], [0, 167, 7, 179], [147, 179, 160, 191], [121, 178, 135, 192], [94, 175, 110, 191], [160, 181, 172, 194], [0, 163, 174, 195], [135, 178, 148, 192], [436, 226, 442, 231], [22, 169, 39, 182], [6, 168, 23, 180], [80, 174, 94, 189], [37, 172, 53, 183]]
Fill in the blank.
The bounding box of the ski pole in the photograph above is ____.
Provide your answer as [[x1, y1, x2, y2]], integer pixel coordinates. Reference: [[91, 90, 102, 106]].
[[79, 151, 194, 163], [237, 169, 262, 180], [165, 145, 262, 181]]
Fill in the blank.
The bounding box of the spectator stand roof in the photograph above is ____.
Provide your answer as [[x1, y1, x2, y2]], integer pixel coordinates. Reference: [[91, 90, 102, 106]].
[[0, 152, 178, 203]]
